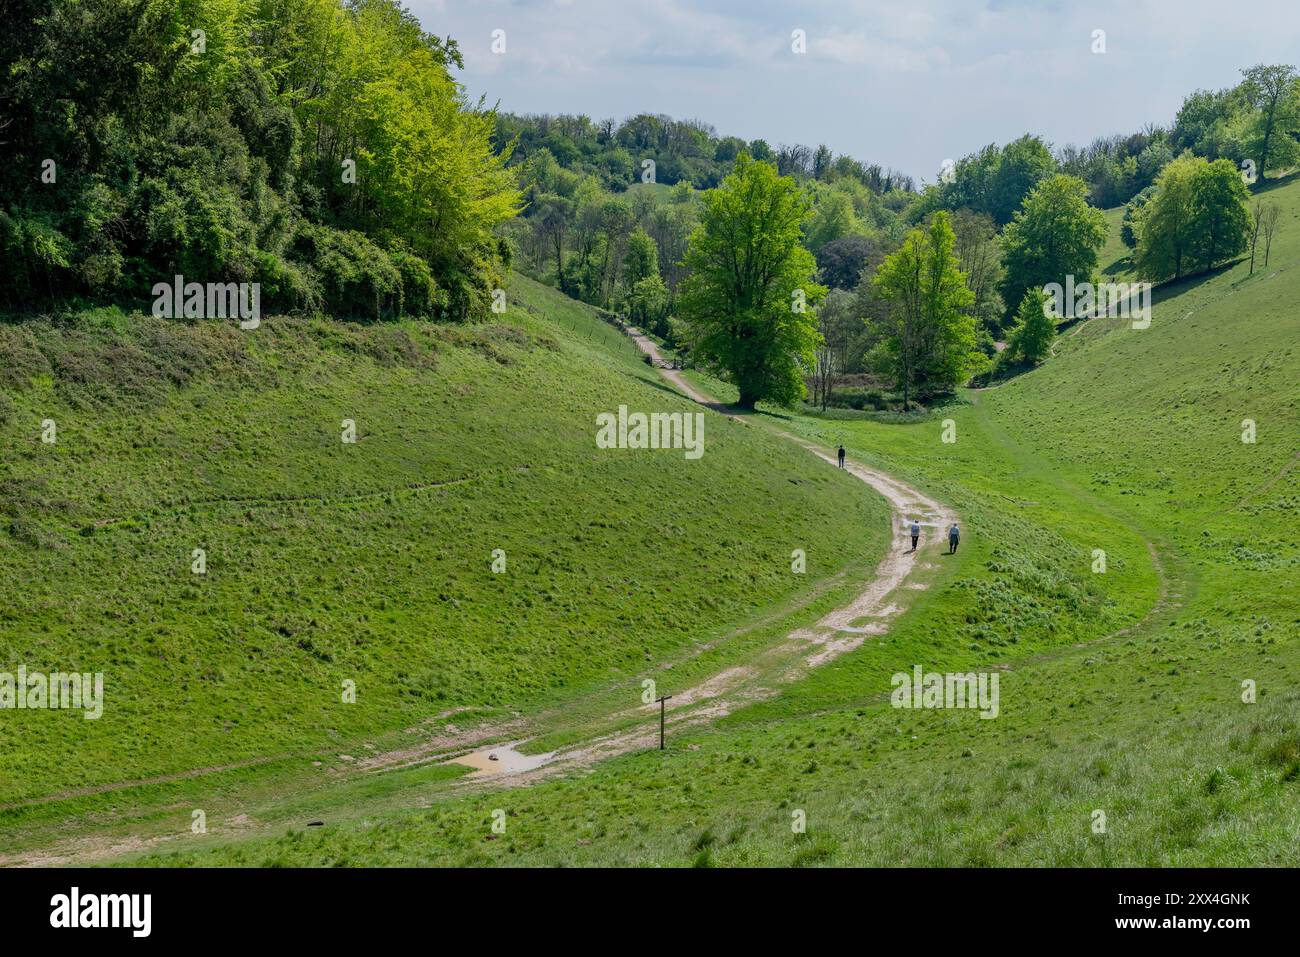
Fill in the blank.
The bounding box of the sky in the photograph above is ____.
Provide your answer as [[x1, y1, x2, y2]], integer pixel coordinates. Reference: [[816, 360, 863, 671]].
[[407, 0, 1300, 184]]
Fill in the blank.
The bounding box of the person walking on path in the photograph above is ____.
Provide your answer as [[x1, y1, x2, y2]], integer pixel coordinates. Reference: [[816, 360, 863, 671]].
[[909, 519, 921, 552], [837, 445, 846, 468], [948, 523, 960, 555]]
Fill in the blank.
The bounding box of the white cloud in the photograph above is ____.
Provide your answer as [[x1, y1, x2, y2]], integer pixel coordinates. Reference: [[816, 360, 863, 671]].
[[406, 0, 1300, 180]]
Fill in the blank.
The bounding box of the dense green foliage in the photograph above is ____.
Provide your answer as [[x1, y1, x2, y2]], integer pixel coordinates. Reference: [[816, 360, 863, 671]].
[[815, 233, 879, 291], [494, 113, 915, 194], [916, 63, 1300, 217], [1004, 288, 1055, 366], [1134, 155, 1251, 282], [1172, 64, 1300, 180], [501, 66, 1297, 401], [916, 134, 1057, 227], [0, 0, 520, 320], [1057, 129, 1175, 210], [1119, 185, 1155, 250], [867, 212, 984, 408], [4, 42, 1300, 862], [501, 117, 914, 353], [678, 157, 824, 409], [999, 175, 1108, 318], [511, 62, 1294, 406]]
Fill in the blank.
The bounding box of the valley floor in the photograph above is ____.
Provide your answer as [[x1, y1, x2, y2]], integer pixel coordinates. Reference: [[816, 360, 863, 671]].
[[3, 174, 1298, 864], [0, 314, 954, 865]]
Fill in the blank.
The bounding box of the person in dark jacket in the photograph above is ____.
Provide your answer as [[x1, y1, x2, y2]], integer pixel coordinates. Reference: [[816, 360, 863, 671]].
[[837, 445, 846, 468]]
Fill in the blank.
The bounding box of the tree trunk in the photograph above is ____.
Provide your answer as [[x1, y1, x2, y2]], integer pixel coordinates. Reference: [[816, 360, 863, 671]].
[[1260, 114, 1275, 181]]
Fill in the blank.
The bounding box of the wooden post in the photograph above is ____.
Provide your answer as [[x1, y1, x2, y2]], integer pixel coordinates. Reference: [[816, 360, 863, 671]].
[[656, 694, 674, 750]]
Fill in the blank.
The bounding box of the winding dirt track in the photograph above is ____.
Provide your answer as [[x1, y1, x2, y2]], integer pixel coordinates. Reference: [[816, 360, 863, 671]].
[[425, 327, 957, 785], [2, 327, 955, 864]]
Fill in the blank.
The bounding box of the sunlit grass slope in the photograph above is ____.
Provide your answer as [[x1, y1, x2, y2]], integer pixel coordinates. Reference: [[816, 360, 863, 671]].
[[131, 179, 1299, 867], [0, 273, 885, 810]]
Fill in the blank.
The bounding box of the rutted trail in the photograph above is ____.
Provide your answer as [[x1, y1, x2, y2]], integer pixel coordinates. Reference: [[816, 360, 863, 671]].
[[430, 327, 956, 784], [1, 327, 955, 865]]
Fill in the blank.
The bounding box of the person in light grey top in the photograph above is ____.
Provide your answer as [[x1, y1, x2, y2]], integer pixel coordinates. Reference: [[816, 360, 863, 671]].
[[909, 520, 920, 552], [948, 523, 960, 555]]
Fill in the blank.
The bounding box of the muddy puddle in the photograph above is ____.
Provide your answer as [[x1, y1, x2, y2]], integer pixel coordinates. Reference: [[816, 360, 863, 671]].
[[446, 741, 555, 778]]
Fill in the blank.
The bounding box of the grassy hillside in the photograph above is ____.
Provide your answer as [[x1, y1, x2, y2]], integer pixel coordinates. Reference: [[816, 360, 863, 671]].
[[1098, 203, 1134, 281], [0, 274, 890, 851], [122, 177, 1300, 868]]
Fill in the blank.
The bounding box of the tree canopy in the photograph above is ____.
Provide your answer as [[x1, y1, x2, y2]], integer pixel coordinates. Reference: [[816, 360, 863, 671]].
[[1135, 155, 1251, 282], [1005, 288, 1056, 366], [678, 155, 824, 409], [999, 175, 1107, 319], [868, 212, 984, 409], [1, 0, 521, 320]]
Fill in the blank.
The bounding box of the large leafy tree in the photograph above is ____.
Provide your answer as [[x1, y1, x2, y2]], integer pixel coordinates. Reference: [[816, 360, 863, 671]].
[[1134, 154, 1199, 281], [1240, 63, 1300, 180], [950, 209, 1004, 333], [620, 226, 669, 335], [816, 233, 877, 290], [989, 134, 1058, 226], [678, 155, 824, 409], [868, 212, 983, 410], [1136, 154, 1250, 281], [999, 174, 1107, 318], [1188, 158, 1251, 269], [1005, 288, 1055, 366], [622, 227, 658, 285]]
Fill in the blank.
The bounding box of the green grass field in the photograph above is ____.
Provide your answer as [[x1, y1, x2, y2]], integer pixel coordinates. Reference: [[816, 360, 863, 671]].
[[0, 274, 892, 858], [4, 174, 1298, 868]]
